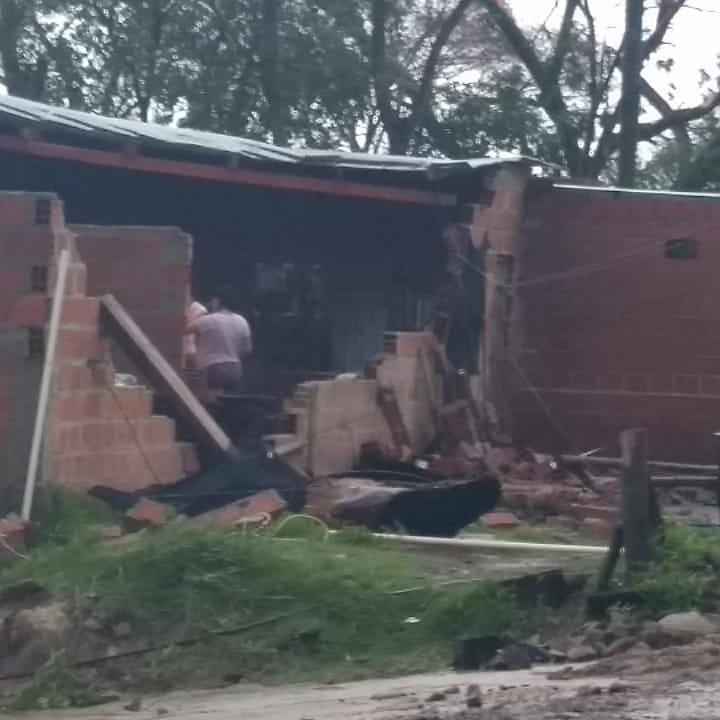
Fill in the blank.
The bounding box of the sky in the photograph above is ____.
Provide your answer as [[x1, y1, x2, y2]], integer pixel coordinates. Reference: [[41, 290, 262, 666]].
[[510, 0, 720, 107]]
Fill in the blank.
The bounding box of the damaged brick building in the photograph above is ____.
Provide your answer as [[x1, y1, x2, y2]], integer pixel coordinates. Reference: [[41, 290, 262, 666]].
[[0, 92, 719, 511]]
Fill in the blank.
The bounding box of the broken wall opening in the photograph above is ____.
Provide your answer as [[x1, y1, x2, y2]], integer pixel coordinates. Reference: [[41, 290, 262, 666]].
[[0, 152, 452, 396]]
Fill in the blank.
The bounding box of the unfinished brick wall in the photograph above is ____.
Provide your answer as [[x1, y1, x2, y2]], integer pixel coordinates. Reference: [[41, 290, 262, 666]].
[[0, 193, 69, 512], [287, 331, 437, 476], [0, 192, 197, 514], [72, 225, 191, 370], [515, 184, 720, 462]]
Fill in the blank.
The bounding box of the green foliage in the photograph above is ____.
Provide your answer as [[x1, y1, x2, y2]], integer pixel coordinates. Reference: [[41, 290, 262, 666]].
[[0, 525, 525, 697], [7, 657, 117, 711], [635, 524, 720, 615], [31, 487, 120, 546]]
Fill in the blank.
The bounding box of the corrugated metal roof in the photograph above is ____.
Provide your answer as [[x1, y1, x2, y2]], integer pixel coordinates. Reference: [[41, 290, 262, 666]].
[[0, 94, 542, 176], [556, 183, 720, 200]]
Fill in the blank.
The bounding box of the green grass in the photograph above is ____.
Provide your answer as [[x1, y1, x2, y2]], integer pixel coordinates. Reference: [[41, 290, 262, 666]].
[[463, 524, 605, 547], [30, 486, 120, 546], [634, 523, 720, 615], [0, 520, 529, 709]]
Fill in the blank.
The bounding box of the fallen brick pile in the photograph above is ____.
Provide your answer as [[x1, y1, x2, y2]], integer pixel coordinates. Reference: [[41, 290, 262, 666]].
[[429, 445, 621, 540]]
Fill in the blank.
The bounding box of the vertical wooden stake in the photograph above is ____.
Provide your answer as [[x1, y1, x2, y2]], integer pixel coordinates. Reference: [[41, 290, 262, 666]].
[[620, 428, 651, 579], [483, 251, 515, 441]]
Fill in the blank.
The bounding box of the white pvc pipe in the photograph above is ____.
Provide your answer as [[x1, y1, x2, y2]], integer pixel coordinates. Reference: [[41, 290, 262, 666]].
[[371, 532, 608, 555], [22, 248, 71, 521]]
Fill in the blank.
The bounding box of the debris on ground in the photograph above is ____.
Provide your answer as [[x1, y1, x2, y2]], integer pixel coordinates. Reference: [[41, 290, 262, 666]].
[[305, 473, 501, 537], [90, 450, 307, 526], [657, 611, 719, 637], [0, 516, 31, 561], [453, 636, 557, 671]]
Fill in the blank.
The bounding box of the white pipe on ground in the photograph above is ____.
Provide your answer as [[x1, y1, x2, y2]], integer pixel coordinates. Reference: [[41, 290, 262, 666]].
[[21, 248, 71, 521], [371, 532, 608, 555]]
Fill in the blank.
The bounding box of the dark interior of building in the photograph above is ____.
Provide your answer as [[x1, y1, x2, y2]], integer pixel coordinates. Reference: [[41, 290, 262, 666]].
[[0, 151, 455, 387]]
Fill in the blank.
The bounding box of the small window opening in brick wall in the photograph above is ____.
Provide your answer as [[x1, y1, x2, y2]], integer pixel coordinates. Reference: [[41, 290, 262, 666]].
[[27, 327, 45, 359], [30, 265, 48, 293], [34, 197, 51, 225], [664, 238, 698, 260]]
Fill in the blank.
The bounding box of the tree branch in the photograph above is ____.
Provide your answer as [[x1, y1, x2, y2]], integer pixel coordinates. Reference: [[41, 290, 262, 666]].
[[546, 0, 579, 86], [406, 0, 474, 150], [596, 81, 720, 174], [643, 0, 686, 59], [479, 0, 582, 171], [638, 88, 720, 140], [640, 77, 692, 185], [479, 0, 546, 84], [370, 0, 397, 148], [577, 0, 598, 162]]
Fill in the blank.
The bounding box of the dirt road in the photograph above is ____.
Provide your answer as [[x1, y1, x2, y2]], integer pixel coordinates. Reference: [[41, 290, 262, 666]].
[[9, 658, 720, 720]]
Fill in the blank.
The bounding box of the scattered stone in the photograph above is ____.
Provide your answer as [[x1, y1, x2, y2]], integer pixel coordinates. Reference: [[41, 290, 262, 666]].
[[444, 686, 460, 695], [112, 621, 133, 638], [426, 692, 446, 702], [482, 512, 521, 530], [576, 686, 602, 697], [488, 642, 534, 670], [566, 645, 598, 663], [156, 710, 170, 717], [607, 683, 633, 694], [658, 611, 719, 637], [124, 698, 142, 712], [125, 498, 175, 527], [83, 617, 104, 633], [0, 601, 72, 676], [603, 636, 637, 657], [465, 684, 482, 709]]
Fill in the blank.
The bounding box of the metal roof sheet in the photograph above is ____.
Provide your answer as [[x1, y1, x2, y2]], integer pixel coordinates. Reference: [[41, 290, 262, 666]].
[[0, 94, 542, 177], [556, 183, 720, 200]]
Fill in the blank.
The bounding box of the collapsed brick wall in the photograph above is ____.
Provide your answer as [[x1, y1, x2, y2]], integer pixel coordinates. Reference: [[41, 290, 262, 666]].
[[515, 185, 720, 462], [287, 332, 438, 476], [0, 193, 197, 513], [72, 225, 191, 370]]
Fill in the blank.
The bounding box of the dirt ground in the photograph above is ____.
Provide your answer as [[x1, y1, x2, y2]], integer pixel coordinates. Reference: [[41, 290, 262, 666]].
[[10, 640, 720, 720]]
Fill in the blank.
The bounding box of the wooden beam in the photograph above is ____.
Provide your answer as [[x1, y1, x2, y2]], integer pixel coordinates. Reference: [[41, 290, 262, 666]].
[[560, 454, 717, 474], [99, 294, 231, 457], [0, 135, 457, 207], [377, 385, 412, 459]]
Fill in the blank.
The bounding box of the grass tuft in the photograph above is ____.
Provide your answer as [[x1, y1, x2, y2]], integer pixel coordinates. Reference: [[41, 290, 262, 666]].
[[0, 522, 527, 704], [634, 523, 720, 615]]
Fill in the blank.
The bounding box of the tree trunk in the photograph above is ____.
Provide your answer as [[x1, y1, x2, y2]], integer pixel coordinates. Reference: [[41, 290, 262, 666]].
[[261, 0, 287, 145], [618, 0, 644, 186]]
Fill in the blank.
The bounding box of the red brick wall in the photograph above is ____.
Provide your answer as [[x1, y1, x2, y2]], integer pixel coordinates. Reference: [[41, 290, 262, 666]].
[[0, 193, 64, 512], [0, 193, 197, 513], [72, 225, 192, 370], [515, 185, 720, 462]]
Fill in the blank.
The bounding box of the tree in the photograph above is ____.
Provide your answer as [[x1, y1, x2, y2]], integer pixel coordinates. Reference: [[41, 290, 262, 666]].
[[618, 0, 644, 185], [477, 0, 720, 180]]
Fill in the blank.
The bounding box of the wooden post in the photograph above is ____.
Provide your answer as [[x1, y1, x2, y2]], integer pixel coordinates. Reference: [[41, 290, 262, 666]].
[[595, 526, 623, 592], [483, 251, 515, 440], [713, 432, 720, 518], [620, 428, 651, 579]]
